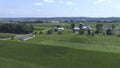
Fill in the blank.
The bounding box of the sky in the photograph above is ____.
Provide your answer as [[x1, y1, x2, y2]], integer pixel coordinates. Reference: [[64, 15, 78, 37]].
[[0, 0, 120, 17]]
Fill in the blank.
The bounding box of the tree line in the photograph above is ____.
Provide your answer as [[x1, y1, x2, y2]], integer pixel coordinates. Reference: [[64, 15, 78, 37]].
[[0, 23, 34, 34]]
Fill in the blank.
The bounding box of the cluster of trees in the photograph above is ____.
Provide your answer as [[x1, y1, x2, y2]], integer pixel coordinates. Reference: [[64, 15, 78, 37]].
[[20, 21, 45, 23], [95, 24, 103, 34], [95, 24, 117, 35], [70, 23, 117, 36], [0, 23, 34, 34], [47, 29, 63, 35], [10, 20, 50, 23]]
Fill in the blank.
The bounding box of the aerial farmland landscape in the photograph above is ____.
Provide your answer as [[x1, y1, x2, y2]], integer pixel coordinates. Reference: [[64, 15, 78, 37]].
[[0, 0, 120, 68]]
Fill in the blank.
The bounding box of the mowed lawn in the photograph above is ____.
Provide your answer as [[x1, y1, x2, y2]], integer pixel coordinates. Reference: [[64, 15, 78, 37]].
[[0, 40, 120, 68], [0, 23, 120, 68]]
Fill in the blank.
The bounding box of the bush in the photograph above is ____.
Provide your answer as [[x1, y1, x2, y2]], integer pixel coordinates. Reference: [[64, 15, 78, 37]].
[[47, 30, 53, 35], [58, 31, 62, 35], [39, 31, 43, 34], [34, 32, 37, 34]]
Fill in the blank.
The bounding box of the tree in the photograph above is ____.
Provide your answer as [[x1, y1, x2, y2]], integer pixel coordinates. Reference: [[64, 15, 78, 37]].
[[71, 23, 75, 29], [106, 29, 112, 35], [0, 23, 34, 34], [95, 24, 103, 34], [71, 23, 75, 32], [79, 23, 83, 29]]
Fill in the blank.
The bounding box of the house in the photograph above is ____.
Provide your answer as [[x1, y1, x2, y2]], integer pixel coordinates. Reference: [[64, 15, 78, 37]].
[[73, 26, 92, 31], [73, 27, 80, 31], [84, 26, 92, 31]]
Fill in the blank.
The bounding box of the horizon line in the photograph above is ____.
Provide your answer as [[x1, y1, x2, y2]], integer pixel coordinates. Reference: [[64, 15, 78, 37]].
[[0, 16, 120, 18]]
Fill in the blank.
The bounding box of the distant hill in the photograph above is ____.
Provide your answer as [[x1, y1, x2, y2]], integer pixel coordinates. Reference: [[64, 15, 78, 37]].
[[0, 17, 120, 22]]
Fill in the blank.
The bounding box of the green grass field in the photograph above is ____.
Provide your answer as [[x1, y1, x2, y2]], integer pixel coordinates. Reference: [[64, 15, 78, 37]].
[[0, 23, 120, 68]]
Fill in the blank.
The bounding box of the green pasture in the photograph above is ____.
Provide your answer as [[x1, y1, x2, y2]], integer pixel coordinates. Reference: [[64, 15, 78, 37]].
[[0, 22, 120, 68]]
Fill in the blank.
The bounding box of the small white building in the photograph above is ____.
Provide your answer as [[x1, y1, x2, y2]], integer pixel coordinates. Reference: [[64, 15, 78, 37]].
[[58, 27, 65, 30], [73, 27, 80, 31], [54, 26, 65, 30]]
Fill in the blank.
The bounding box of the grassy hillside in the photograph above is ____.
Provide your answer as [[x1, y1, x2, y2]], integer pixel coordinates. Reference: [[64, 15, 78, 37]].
[[0, 23, 120, 68], [0, 40, 120, 68]]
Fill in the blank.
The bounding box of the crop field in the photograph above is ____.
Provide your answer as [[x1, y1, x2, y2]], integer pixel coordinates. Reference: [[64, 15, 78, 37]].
[[0, 22, 120, 68]]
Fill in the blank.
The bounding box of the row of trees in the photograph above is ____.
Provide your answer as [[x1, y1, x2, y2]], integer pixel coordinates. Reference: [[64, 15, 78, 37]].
[[20, 21, 45, 23], [0, 23, 34, 34]]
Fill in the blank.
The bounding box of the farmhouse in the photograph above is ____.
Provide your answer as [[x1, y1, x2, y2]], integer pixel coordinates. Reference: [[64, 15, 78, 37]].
[[84, 26, 92, 31], [73, 26, 92, 31], [73, 27, 80, 31]]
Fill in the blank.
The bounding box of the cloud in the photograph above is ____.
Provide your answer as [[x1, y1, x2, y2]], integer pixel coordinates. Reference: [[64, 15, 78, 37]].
[[5, 9, 42, 17], [34, 2, 43, 6], [94, 0, 112, 4], [43, 0, 55, 3], [66, 1, 74, 6]]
